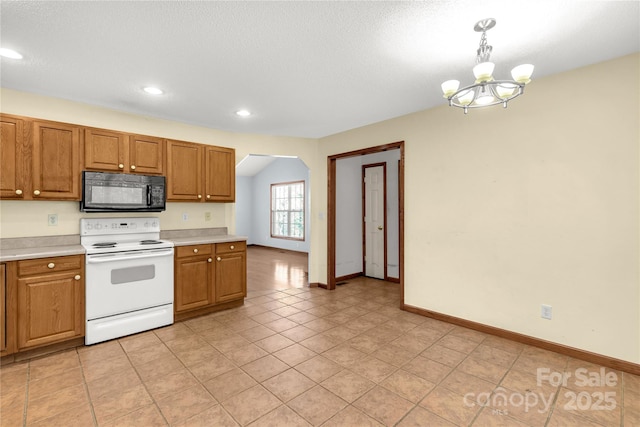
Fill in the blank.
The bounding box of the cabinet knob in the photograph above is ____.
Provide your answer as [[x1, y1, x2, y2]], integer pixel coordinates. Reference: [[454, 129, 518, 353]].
[[47, 262, 55, 269], [118, 163, 124, 169], [193, 248, 199, 253], [74, 275, 81, 280], [198, 194, 202, 199], [15, 189, 23, 195], [217, 257, 221, 262], [206, 195, 211, 199], [130, 165, 136, 170], [230, 245, 235, 250], [207, 258, 212, 263], [33, 190, 41, 196]]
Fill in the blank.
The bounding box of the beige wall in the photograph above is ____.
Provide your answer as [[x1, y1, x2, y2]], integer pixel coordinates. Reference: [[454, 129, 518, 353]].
[[318, 53, 639, 363], [0, 87, 328, 286], [1, 53, 638, 363], [0, 88, 320, 262]]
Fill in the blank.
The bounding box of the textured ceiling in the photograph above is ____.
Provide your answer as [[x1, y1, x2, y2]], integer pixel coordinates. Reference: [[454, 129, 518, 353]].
[[1, 1, 638, 138]]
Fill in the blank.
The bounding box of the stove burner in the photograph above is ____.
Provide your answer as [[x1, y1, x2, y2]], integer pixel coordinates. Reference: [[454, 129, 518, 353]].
[[92, 242, 117, 248], [140, 240, 163, 245]]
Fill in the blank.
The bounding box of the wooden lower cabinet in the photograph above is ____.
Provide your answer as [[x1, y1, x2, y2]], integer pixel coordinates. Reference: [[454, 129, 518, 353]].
[[174, 244, 214, 313], [1, 264, 6, 354], [15, 255, 85, 351], [215, 242, 247, 303], [174, 242, 246, 320]]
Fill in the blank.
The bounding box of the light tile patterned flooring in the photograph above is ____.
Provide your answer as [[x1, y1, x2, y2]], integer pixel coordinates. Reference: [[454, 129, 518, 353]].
[[2, 276, 639, 426]]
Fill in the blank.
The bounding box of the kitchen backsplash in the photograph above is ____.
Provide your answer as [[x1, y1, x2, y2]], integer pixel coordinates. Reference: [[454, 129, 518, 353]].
[[0, 200, 231, 239]]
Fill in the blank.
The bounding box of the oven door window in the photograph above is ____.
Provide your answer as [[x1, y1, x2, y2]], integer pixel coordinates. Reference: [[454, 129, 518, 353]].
[[111, 264, 155, 284]]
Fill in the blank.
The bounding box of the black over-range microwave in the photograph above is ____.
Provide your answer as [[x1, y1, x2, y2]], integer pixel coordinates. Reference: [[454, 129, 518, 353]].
[[80, 171, 166, 212]]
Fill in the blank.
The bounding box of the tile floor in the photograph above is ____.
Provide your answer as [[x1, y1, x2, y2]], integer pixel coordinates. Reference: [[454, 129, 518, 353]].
[[1, 276, 639, 426]]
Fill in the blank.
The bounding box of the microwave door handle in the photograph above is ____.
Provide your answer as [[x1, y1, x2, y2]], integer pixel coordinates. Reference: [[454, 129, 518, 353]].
[[146, 185, 151, 206]]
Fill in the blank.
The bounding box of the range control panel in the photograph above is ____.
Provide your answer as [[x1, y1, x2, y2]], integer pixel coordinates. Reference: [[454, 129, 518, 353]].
[[80, 217, 160, 236]]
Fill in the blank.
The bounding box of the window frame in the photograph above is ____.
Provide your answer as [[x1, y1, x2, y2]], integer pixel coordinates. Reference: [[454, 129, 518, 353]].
[[270, 180, 305, 241]]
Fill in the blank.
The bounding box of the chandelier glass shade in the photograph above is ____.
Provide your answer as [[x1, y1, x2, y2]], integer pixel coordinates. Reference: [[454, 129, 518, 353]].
[[442, 18, 534, 113]]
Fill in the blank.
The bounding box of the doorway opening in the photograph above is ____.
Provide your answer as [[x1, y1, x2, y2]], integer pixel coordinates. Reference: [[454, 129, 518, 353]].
[[327, 141, 404, 305], [236, 154, 311, 289]]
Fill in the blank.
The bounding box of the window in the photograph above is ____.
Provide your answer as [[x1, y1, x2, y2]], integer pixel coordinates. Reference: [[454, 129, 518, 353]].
[[271, 181, 305, 240]]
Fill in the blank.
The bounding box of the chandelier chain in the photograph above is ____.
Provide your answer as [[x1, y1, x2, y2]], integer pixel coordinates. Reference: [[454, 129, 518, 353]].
[[476, 32, 492, 64]]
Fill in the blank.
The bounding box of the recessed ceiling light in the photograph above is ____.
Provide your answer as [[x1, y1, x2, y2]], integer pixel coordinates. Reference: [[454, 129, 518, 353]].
[[143, 87, 163, 95], [236, 110, 251, 117], [0, 48, 23, 59]]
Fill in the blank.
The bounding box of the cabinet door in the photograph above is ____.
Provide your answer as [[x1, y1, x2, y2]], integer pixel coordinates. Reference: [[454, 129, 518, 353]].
[[1, 264, 5, 353], [84, 127, 128, 172], [0, 115, 27, 199], [17, 271, 84, 349], [129, 134, 164, 175], [215, 251, 246, 303], [32, 120, 82, 200], [166, 139, 203, 201], [205, 146, 235, 202], [175, 256, 213, 312]]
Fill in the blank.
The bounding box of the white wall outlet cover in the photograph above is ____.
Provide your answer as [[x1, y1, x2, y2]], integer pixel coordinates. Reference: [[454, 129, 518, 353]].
[[541, 304, 553, 320], [48, 214, 58, 226]]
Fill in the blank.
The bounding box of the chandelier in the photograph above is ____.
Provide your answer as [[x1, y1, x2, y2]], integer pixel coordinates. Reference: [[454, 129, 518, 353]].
[[441, 18, 534, 113]]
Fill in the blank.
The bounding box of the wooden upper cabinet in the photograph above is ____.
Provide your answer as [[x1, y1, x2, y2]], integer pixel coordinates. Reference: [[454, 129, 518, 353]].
[[0, 115, 27, 199], [205, 146, 235, 202], [166, 142, 235, 203], [85, 130, 164, 175], [31, 120, 82, 200], [129, 134, 164, 175], [84, 127, 128, 172], [0, 114, 236, 204], [166, 139, 203, 201]]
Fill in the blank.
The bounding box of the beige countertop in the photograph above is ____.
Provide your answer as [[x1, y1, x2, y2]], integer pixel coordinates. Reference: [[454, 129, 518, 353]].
[[0, 229, 247, 262], [0, 245, 86, 262], [169, 235, 247, 247]]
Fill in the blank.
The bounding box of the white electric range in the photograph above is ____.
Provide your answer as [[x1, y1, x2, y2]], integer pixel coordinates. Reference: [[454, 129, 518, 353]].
[[80, 217, 174, 345]]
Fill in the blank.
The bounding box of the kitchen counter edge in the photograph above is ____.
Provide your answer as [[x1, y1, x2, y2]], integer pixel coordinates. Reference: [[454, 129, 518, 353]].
[[169, 236, 248, 247], [0, 236, 248, 262], [0, 245, 86, 262]]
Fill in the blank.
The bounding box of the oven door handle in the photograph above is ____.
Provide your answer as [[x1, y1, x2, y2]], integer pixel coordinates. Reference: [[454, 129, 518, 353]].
[[87, 249, 174, 263]]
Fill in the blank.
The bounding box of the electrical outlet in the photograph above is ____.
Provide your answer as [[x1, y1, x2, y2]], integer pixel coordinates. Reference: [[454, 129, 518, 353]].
[[48, 214, 58, 226], [541, 304, 552, 320], [182, 213, 189, 221], [204, 212, 212, 221]]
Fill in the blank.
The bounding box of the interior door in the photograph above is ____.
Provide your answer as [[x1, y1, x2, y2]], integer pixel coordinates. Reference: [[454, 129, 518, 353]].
[[363, 164, 386, 279]]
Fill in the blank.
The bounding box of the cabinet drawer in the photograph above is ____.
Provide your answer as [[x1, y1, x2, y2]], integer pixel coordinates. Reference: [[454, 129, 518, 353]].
[[17, 255, 83, 277], [176, 244, 213, 258], [215, 241, 246, 254]]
